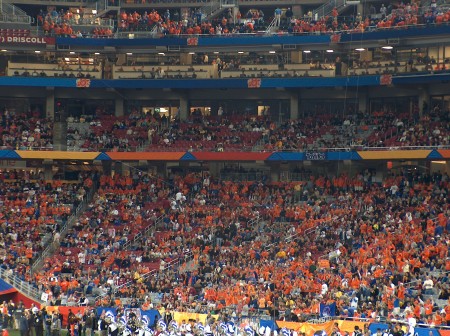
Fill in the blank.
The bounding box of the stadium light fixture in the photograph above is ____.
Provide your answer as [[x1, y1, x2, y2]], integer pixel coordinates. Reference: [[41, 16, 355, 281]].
[[326, 49, 334, 53], [238, 51, 244, 54], [126, 52, 132, 55], [34, 50, 41, 53], [303, 50, 311, 53], [382, 46, 393, 50], [189, 52, 195, 55], [355, 48, 365, 51], [269, 51, 276, 54], [1, 50, 7, 52], [213, 51, 219, 54]]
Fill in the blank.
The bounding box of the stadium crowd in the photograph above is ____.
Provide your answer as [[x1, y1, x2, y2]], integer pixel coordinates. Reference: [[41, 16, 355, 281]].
[[37, 8, 114, 37], [0, 111, 53, 150], [0, 173, 93, 281], [115, 2, 450, 37], [23, 164, 450, 329]]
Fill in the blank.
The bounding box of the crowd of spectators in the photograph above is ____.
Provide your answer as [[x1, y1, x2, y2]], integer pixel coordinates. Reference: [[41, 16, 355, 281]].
[[146, 113, 271, 152], [261, 106, 450, 151], [0, 173, 92, 281], [24, 165, 450, 328], [0, 109, 53, 150], [66, 110, 155, 151], [113, 2, 450, 38], [37, 8, 113, 37], [0, 105, 447, 153]]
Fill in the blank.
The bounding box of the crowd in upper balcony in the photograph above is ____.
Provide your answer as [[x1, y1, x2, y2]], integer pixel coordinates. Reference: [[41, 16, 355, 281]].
[[37, 7, 113, 37], [112, 1, 450, 39]]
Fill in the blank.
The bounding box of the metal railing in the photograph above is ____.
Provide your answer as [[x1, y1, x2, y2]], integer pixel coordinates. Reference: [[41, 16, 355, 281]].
[[265, 16, 277, 34], [0, 1, 28, 17], [83, 0, 120, 18], [199, 0, 222, 21], [121, 214, 164, 250], [0, 267, 42, 302], [30, 183, 97, 274], [0, 14, 31, 23], [94, 249, 195, 303], [312, 0, 347, 20]]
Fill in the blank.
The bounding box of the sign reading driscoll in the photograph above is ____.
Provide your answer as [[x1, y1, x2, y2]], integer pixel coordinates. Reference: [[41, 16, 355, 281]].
[[0, 36, 54, 44]]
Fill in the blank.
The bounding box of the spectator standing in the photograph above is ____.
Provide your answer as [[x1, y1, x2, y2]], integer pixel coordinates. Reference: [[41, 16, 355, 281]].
[[50, 314, 61, 336], [274, 7, 282, 26], [19, 313, 28, 336]]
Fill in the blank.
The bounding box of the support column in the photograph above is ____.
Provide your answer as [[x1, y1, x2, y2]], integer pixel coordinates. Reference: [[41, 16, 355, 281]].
[[180, 53, 193, 65], [44, 162, 53, 180], [418, 86, 429, 117], [358, 89, 368, 114], [179, 95, 189, 120], [292, 5, 303, 18], [46, 88, 55, 120], [357, 3, 364, 15], [115, 96, 124, 117], [290, 93, 299, 120]]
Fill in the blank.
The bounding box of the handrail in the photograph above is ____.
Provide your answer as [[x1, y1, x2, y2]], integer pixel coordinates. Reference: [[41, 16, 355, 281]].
[[121, 214, 164, 250], [264, 17, 277, 34], [0, 13, 31, 23], [94, 249, 195, 303], [312, 0, 347, 20], [0, 267, 42, 302], [30, 182, 98, 274]]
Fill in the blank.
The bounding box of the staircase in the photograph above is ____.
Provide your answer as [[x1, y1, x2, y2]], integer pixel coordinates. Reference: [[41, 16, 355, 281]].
[[0, 268, 42, 302], [30, 183, 97, 274], [122, 214, 164, 250], [84, 0, 120, 19], [0, 1, 32, 24], [201, 0, 237, 22], [312, 0, 347, 20], [94, 250, 195, 303], [265, 17, 278, 34]]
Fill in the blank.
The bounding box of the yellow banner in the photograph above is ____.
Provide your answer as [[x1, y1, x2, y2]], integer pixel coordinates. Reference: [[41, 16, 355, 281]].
[[16, 151, 101, 160], [358, 150, 431, 160], [171, 311, 219, 324], [277, 320, 367, 336]]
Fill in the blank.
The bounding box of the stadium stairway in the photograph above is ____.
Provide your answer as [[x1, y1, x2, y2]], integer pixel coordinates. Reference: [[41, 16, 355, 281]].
[[30, 182, 98, 273]]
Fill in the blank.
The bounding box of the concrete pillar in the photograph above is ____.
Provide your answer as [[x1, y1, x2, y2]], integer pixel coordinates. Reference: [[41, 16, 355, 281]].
[[44, 163, 53, 180], [114, 161, 123, 175], [290, 93, 299, 120], [102, 161, 112, 176], [155, 162, 167, 178], [179, 95, 189, 120], [357, 3, 364, 15], [290, 51, 302, 64], [292, 5, 303, 17], [358, 89, 368, 114], [208, 162, 221, 179], [46, 89, 55, 120], [115, 96, 124, 117], [180, 53, 193, 65], [418, 86, 429, 117]]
